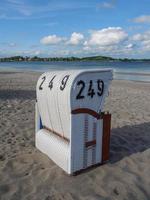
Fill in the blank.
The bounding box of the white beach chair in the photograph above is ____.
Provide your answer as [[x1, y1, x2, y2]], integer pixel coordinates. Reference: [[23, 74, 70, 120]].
[[35, 69, 113, 174]]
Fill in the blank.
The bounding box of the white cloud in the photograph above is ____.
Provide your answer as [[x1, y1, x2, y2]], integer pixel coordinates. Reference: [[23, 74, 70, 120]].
[[132, 31, 150, 51], [133, 31, 150, 41], [85, 27, 128, 46], [132, 15, 150, 23], [6, 0, 32, 16], [7, 0, 22, 4], [18, 50, 43, 56], [68, 32, 84, 45], [132, 34, 141, 41], [40, 35, 64, 45], [125, 43, 134, 49], [9, 42, 17, 47], [1, 1, 91, 20], [40, 32, 84, 46], [0, 49, 44, 57], [83, 46, 91, 51], [0, 42, 17, 47], [98, 1, 116, 9], [32, 50, 41, 56], [2, 26, 150, 58]]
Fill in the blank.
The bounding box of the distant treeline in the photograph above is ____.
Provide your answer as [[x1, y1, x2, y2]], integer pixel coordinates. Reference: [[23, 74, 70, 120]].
[[0, 56, 150, 62]]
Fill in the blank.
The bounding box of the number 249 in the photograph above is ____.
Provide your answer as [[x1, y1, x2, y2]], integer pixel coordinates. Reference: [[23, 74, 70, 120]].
[[76, 80, 104, 99]]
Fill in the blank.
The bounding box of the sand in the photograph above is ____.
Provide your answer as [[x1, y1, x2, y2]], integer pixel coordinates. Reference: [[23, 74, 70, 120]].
[[0, 71, 150, 200]]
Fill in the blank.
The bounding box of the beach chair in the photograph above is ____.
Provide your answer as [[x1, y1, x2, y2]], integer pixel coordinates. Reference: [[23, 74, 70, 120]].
[[35, 69, 113, 174]]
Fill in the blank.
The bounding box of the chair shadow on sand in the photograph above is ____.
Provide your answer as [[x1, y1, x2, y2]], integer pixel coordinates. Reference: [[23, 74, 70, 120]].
[[110, 122, 150, 163]]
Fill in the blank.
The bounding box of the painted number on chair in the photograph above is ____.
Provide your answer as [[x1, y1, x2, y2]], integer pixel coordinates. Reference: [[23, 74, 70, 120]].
[[76, 80, 104, 99], [39, 75, 70, 91]]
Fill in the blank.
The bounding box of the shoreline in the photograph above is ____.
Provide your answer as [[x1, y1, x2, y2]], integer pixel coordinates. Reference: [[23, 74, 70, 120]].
[[115, 71, 150, 76], [1, 69, 150, 83]]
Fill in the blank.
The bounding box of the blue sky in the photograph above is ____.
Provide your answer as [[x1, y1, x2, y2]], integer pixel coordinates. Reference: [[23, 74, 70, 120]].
[[0, 0, 150, 58]]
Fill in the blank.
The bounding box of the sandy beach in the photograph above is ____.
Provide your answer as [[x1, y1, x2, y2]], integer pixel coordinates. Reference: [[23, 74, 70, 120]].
[[0, 71, 150, 200]]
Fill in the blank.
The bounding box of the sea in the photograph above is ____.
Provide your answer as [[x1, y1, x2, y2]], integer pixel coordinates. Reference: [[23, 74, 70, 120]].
[[0, 61, 150, 82]]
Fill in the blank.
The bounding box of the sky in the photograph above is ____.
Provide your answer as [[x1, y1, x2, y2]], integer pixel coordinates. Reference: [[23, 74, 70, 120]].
[[0, 0, 150, 58]]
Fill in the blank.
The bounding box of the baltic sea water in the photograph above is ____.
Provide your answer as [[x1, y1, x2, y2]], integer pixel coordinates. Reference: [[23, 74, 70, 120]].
[[0, 61, 150, 82]]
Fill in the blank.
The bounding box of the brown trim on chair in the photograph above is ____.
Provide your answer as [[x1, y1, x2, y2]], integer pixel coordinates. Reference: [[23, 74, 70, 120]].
[[85, 140, 96, 147], [43, 126, 69, 142], [71, 108, 101, 119], [101, 113, 111, 163]]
